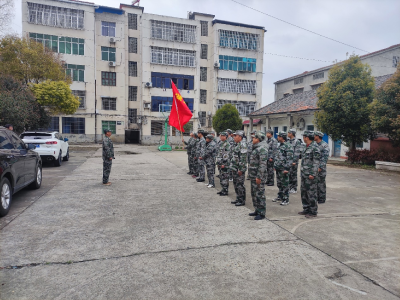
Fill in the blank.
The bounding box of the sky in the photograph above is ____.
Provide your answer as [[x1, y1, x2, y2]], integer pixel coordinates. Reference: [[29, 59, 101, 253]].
[[8, 0, 400, 107]]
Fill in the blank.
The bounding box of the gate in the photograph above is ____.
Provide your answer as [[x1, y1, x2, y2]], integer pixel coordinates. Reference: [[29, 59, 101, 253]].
[[125, 130, 140, 144]]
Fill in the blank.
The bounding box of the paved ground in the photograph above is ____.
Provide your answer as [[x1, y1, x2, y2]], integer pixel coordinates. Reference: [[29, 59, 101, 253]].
[[0, 145, 399, 299]]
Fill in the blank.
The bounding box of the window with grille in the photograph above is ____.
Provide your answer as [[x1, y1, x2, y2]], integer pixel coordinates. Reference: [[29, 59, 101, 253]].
[[198, 111, 207, 127], [72, 90, 86, 109], [217, 78, 256, 94], [151, 20, 196, 43], [129, 86, 137, 101], [293, 88, 304, 94], [294, 78, 303, 85], [200, 89, 207, 104], [102, 21, 116, 37], [307, 125, 314, 131], [313, 72, 324, 80], [200, 67, 207, 82], [151, 73, 194, 90], [101, 72, 116, 86], [128, 13, 137, 30], [129, 61, 138, 77], [65, 64, 85, 82], [200, 44, 208, 59], [219, 30, 259, 50], [151, 46, 196, 67], [27, 2, 84, 29], [283, 126, 287, 132], [101, 47, 116, 61], [151, 96, 194, 112], [151, 120, 169, 135], [217, 100, 256, 116], [219, 55, 256, 72], [102, 98, 117, 110], [311, 83, 322, 90], [200, 21, 208, 36], [48, 117, 59, 131], [128, 108, 137, 123], [128, 37, 137, 53], [62, 117, 85, 134], [102, 121, 116, 134]]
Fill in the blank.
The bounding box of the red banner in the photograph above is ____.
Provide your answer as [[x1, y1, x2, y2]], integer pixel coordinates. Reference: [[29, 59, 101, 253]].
[[168, 81, 193, 132]]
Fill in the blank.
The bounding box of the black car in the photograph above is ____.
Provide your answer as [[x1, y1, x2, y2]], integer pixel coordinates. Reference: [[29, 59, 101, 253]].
[[0, 126, 42, 217]]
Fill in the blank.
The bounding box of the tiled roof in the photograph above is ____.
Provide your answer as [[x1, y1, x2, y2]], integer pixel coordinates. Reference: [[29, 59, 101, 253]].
[[252, 74, 394, 117]]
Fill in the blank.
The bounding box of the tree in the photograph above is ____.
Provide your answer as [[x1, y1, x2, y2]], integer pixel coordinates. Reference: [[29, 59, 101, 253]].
[[315, 56, 375, 150], [31, 80, 80, 115], [0, 76, 50, 134], [212, 104, 243, 134], [0, 35, 68, 85], [370, 65, 400, 147]]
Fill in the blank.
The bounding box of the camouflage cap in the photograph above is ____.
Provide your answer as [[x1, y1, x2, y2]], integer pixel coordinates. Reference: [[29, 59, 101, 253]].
[[253, 131, 265, 141], [103, 129, 111, 134], [209, 131, 215, 135], [197, 129, 205, 134], [266, 129, 274, 135], [226, 129, 233, 134], [288, 128, 296, 135], [250, 130, 257, 135], [219, 131, 228, 137], [303, 130, 315, 138], [278, 131, 287, 138], [314, 131, 324, 137], [205, 134, 214, 140], [233, 130, 245, 137]]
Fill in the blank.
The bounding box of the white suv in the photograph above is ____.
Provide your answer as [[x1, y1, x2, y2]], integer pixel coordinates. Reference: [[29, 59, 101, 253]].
[[21, 131, 69, 167]]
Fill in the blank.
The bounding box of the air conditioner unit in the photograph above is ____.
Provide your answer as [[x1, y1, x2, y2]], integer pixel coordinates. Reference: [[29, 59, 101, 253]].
[[108, 61, 116, 67], [109, 37, 116, 43], [145, 82, 152, 88], [214, 62, 220, 68], [144, 103, 151, 109]]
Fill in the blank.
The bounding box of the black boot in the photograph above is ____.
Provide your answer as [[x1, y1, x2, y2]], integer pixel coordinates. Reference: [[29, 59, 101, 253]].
[[249, 211, 258, 216], [235, 202, 245, 206], [219, 192, 228, 196], [231, 200, 237, 204], [254, 215, 265, 220]]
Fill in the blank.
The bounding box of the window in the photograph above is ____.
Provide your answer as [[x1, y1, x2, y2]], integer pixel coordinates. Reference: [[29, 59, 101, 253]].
[[128, 86, 137, 101], [200, 67, 207, 82], [128, 13, 137, 30], [128, 108, 137, 123], [151, 96, 193, 112], [218, 55, 257, 72], [65, 64, 85, 82], [151, 20, 196, 43], [102, 121, 116, 134], [151, 46, 196, 67], [151, 72, 194, 90], [102, 97, 117, 110], [199, 111, 207, 127], [62, 117, 85, 134], [313, 72, 324, 80], [356, 142, 363, 148], [293, 88, 304, 94], [307, 125, 314, 131], [393, 56, 400, 68], [72, 90, 86, 108], [10, 133, 25, 150], [0, 132, 14, 150], [283, 126, 287, 132], [294, 77, 303, 85], [102, 21, 116, 37], [201, 44, 208, 59], [173, 121, 193, 136], [200, 89, 207, 104], [200, 21, 208, 36], [30, 33, 85, 55], [219, 30, 259, 50], [48, 117, 59, 131], [129, 61, 137, 77], [101, 72, 116, 86], [217, 78, 257, 94], [27, 2, 84, 29], [151, 120, 170, 135], [29, 33, 58, 52], [128, 37, 137, 53], [311, 83, 322, 90], [101, 47, 116, 61], [217, 100, 256, 116], [283, 93, 291, 97]]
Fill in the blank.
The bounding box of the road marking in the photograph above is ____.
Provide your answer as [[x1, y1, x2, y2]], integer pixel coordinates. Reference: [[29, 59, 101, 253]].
[[330, 280, 367, 295]]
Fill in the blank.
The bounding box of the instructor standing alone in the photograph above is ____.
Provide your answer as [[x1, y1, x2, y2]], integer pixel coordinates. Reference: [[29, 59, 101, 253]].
[[102, 129, 115, 186]]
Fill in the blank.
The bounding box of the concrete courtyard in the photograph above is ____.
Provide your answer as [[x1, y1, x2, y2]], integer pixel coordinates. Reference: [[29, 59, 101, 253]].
[[0, 145, 399, 299]]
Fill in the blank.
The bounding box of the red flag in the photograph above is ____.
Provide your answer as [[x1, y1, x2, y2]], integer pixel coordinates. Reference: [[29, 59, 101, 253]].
[[168, 80, 193, 132]]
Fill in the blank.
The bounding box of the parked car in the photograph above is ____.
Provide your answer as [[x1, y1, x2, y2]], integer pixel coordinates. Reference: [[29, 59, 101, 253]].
[[0, 127, 42, 217], [21, 131, 69, 167]]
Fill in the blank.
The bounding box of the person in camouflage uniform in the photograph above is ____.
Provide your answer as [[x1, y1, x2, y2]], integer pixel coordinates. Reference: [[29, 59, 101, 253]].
[[230, 130, 248, 206], [204, 134, 218, 188], [273, 132, 294, 206], [226, 129, 235, 182], [247, 130, 257, 180], [314, 131, 330, 204], [191, 133, 199, 178], [248, 131, 269, 220], [288, 129, 302, 193], [216, 132, 231, 196], [102, 129, 115, 185], [266, 129, 278, 186], [182, 132, 194, 175], [196, 129, 207, 182], [298, 130, 321, 218], [216, 132, 223, 179]]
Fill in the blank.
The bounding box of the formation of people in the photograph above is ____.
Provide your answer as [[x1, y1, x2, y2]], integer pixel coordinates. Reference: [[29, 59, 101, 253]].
[[183, 129, 330, 220]]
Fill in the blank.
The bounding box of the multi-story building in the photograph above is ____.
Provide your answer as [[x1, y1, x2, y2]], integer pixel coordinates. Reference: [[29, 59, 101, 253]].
[[22, 0, 265, 144]]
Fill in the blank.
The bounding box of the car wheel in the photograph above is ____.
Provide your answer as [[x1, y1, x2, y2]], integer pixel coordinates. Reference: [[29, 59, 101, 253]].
[[54, 151, 62, 167], [30, 165, 42, 189], [63, 148, 69, 161], [0, 178, 12, 217]]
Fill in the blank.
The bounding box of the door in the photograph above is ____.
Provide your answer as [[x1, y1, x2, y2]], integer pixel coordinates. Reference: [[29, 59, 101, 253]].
[[58, 133, 68, 156], [10, 132, 32, 185], [322, 133, 329, 144], [273, 127, 278, 139], [125, 130, 140, 144], [1, 131, 25, 189], [333, 140, 341, 157]]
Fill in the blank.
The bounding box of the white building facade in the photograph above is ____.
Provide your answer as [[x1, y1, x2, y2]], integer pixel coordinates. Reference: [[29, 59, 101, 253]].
[[22, 0, 265, 144]]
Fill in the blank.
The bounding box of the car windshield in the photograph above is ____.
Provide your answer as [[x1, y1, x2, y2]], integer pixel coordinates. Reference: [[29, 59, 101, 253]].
[[20, 133, 53, 140]]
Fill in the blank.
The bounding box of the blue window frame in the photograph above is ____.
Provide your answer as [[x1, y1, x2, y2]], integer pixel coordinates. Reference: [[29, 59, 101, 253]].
[[151, 72, 194, 90], [219, 55, 256, 72], [151, 96, 194, 112]]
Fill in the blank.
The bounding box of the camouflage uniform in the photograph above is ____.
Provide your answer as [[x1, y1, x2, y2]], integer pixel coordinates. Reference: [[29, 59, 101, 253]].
[[184, 137, 193, 173], [274, 136, 294, 203], [247, 131, 256, 180], [230, 131, 248, 204], [266, 134, 278, 185], [204, 137, 218, 186], [249, 132, 269, 216], [288, 135, 302, 192], [102, 135, 114, 184], [316, 132, 330, 203], [227, 134, 235, 181], [197, 136, 206, 180], [300, 132, 321, 216], [216, 134, 231, 194], [192, 137, 199, 176]]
